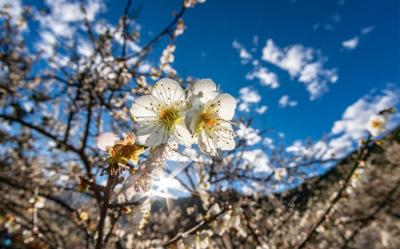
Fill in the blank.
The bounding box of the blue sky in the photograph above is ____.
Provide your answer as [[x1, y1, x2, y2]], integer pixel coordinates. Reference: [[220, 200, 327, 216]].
[[101, 0, 400, 144]]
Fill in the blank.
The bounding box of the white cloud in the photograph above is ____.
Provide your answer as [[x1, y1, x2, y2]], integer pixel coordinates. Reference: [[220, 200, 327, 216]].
[[331, 87, 399, 138], [326, 87, 399, 159], [38, 0, 105, 38], [256, 105, 268, 114], [312, 13, 341, 32], [77, 38, 94, 57], [342, 37, 359, 50], [234, 39, 337, 100], [239, 87, 261, 103], [361, 26, 375, 35], [246, 67, 279, 89], [261, 39, 338, 99], [286, 140, 313, 158], [238, 87, 262, 113], [284, 85, 400, 163], [233, 40, 252, 64], [238, 103, 250, 112], [263, 137, 274, 149], [279, 95, 298, 108]]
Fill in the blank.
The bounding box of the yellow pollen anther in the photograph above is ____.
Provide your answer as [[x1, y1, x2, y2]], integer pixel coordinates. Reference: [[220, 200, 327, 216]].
[[371, 120, 383, 129], [158, 107, 179, 130], [196, 111, 219, 133]]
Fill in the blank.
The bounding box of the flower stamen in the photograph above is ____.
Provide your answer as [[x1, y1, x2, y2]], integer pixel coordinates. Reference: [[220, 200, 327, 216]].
[[158, 106, 179, 131]]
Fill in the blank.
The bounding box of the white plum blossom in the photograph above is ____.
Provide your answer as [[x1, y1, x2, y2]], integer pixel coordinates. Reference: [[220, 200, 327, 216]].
[[366, 114, 387, 137], [186, 79, 237, 156], [181, 230, 212, 249], [208, 204, 247, 237], [28, 196, 46, 209], [189, 79, 218, 103], [130, 78, 192, 147], [96, 132, 119, 151]]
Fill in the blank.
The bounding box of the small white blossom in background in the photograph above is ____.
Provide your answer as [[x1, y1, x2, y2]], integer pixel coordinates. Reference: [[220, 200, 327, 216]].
[[160, 44, 177, 75], [274, 167, 288, 181], [180, 230, 213, 249], [184, 0, 207, 8], [346, 166, 367, 197], [186, 79, 237, 156], [366, 114, 387, 137], [130, 199, 152, 235], [22, 230, 35, 244], [96, 132, 120, 151], [28, 196, 45, 209], [208, 203, 247, 237], [256, 244, 270, 249], [174, 19, 186, 37], [79, 211, 89, 221]]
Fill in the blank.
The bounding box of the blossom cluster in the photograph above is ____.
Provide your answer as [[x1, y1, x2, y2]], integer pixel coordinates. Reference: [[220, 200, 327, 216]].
[[130, 78, 237, 156]]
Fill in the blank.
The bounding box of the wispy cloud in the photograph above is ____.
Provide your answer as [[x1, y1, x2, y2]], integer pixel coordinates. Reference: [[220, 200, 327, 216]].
[[232, 40, 252, 64], [238, 87, 262, 112], [312, 13, 341, 32], [361, 25, 375, 35], [286, 85, 400, 161], [262, 39, 338, 99], [37, 0, 105, 38], [279, 95, 298, 108], [246, 67, 280, 89], [256, 105, 268, 114], [342, 37, 359, 50], [233, 38, 338, 100]]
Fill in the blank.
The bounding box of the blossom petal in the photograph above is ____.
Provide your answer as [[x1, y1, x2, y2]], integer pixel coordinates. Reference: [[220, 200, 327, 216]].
[[136, 122, 158, 136], [214, 93, 236, 120], [151, 78, 185, 105], [96, 132, 119, 151], [139, 125, 170, 147], [191, 79, 218, 104], [199, 131, 218, 156], [174, 120, 195, 146], [214, 122, 235, 151], [136, 124, 160, 146], [131, 95, 160, 122], [191, 79, 217, 99], [184, 109, 200, 135]]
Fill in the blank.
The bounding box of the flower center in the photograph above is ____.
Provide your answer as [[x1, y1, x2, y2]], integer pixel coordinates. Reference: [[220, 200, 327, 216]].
[[371, 119, 383, 129], [196, 111, 219, 133], [158, 107, 179, 130]]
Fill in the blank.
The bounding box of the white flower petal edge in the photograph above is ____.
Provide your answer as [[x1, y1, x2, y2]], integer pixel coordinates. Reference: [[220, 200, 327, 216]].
[[191, 79, 216, 95], [174, 120, 195, 146], [130, 95, 160, 122], [130, 78, 192, 147], [213, 93, 236, 121], [190, 79, 218, 105], [151, 78, 185, 105]]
